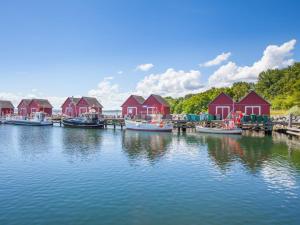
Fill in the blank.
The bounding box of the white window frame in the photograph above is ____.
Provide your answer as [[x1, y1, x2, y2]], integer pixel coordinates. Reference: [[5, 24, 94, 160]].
[[216, 106, 230, 119], [20, 107, 27, 115], [146, 107, 157, 115], [127, 107, 137, 115], [245, 106, 261, 115]]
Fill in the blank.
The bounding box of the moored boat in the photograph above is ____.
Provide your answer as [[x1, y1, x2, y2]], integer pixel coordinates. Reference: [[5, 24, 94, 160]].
[[62, 112, 104, 128], [195, 126, 242, 134], [4, 112, 53, 126], [125, 114, 173, 132]]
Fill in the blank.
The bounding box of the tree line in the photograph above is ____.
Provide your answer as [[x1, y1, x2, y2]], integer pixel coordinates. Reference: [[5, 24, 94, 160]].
[[165, 62, 300, 114]]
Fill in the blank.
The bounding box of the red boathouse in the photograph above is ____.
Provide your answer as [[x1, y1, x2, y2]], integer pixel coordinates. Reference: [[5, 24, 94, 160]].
[[18, 99, 53, 116], [76, 97, 103, 115], [0, 100, 14, 116], [208, 91, 271, 118], [61, 97, 81, 117], [208, 93, 235, 119], [235, 91, 270, 115], [121, 95, 145, 117], [143, 94, 170, 116]]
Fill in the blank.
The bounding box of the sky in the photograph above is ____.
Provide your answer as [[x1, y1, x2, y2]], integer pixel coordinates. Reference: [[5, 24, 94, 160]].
[[0, 0, 299, 109]]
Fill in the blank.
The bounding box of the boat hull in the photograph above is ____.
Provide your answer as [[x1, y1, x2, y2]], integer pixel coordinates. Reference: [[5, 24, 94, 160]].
[[62, 119, 104, 128], [125, 120, 173, 132], [195, 126, 242, 134], [4, 120, 53, 126]]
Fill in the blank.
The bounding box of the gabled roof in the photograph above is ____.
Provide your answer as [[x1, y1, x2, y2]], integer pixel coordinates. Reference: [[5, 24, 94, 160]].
[[31, 99, 53, 108], [61, 97, 81, 108], [238, 91, 271, 105], [0, 100, 14, 109], [81, 97, 103, 108], [208, 92, 234, 105], [17, 99, 32, 108], [121, 95, 145, 107], [148, 94, 170, 106]]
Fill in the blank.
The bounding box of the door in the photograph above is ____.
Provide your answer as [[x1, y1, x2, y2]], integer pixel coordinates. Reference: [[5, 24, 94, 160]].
[[79, 107, 87, 115], [127, 107, 137, 115], [216, 106, 230, 119], [147, 107, 157, 115]]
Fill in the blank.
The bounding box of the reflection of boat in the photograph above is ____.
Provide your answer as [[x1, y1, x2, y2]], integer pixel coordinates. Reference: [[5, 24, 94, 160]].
[[196, 126, 242, 134], [4, 112, 53, 126], [125, 119, 173, 132], [62, 112, 104, 128]]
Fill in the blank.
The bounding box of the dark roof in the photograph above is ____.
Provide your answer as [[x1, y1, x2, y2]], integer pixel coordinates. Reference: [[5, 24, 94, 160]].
[[32, 99, 53, 108], [150, 94, 170, 106], [69, 97, 81, 104], [82, 97, 103, 108], [208, 92, 235, 105], [238, 91, 271, 105], [17, 99, 32, 108], [0, 100, 14, 109], [132, 95, 145, 104]]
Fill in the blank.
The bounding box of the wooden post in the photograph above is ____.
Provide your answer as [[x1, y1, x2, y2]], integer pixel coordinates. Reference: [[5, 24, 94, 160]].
[[288, 114, 292, 128]]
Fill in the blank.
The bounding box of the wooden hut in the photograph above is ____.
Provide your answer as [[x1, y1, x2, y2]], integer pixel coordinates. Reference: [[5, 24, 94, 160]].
[[28, 99, 53, 116], [0, 100, 14, 116], [142, 94, 170, 116], [208, 93, 235, 119], [61, 97, 81, 117], [17, 99, 53, 116], [76, 97, 103, 115], [236, 91, 270, 115], [17, 99, 32, 116], [121, 95, 145, 117]]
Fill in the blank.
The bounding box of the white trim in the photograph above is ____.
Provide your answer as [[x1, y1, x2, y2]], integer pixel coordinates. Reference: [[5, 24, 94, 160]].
[[127, 107, 137, 115], [216, 106, 230, 119], [79, 107, 88, 115], [245, 106, 261, 115], [146, 107, 157, 115]]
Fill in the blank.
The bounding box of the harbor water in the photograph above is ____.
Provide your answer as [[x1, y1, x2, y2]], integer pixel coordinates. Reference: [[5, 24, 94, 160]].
[[0, 125, 299, 225]]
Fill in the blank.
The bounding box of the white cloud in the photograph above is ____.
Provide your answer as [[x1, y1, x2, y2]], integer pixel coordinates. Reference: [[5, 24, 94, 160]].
[[88, 79, 129, 109], [208, 39, 296, 87], [117, 71, 123, 74], [200, 52, 231, 67], [135, 68, 204, 97], [136, 63, 154, 71]]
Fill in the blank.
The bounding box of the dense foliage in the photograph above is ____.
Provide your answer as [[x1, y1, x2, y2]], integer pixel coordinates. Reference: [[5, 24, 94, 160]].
[[165, 63, 300, 114]]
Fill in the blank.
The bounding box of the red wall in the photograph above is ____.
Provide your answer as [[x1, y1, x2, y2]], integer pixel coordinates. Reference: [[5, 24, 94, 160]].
[[76, 98, 101, 115], [61, 98, 78, 117], [29, 100, 52, 116], [235, 92, 270, 115], [143, 95, 170, 116], [18, 100, 30, 116], [121, 96, 144, 116], [208, 93, 235, 118], [1, 108, 13, 116]]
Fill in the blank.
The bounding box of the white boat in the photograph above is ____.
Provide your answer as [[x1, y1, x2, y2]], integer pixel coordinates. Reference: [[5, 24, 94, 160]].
[[125, 119, 173, 132], [4, 112, 53, 126], [195, 126, 242, 134]]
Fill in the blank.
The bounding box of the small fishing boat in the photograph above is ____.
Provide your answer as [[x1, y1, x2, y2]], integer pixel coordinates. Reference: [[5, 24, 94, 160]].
[[62, 112, 104, 128], [4, 112, 53, 126], [195, 126, 242, 134], [125, 119, 173, 132]]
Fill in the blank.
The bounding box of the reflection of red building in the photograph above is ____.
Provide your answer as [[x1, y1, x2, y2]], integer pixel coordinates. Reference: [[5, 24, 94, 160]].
[[121, 94, 170, 117], [208, 91, 270, 118], [18, 99, 53, 116], [0, 100, 14, 116]]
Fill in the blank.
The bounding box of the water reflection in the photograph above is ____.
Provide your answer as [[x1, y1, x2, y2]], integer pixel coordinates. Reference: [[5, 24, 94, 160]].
[[62, 128, 103, 160], [122, 130, 172, 163], [15, 126, 53, 157]]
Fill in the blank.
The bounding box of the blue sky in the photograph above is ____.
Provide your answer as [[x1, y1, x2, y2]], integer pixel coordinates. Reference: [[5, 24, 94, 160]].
[[0, 0, 299, 109]]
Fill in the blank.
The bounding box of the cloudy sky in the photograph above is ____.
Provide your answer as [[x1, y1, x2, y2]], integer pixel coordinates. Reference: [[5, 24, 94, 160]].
[[0, 0, 299, 109]]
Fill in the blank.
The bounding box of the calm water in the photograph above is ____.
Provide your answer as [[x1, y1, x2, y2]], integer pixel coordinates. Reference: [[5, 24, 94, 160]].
[[0, 125, 300, 225]]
